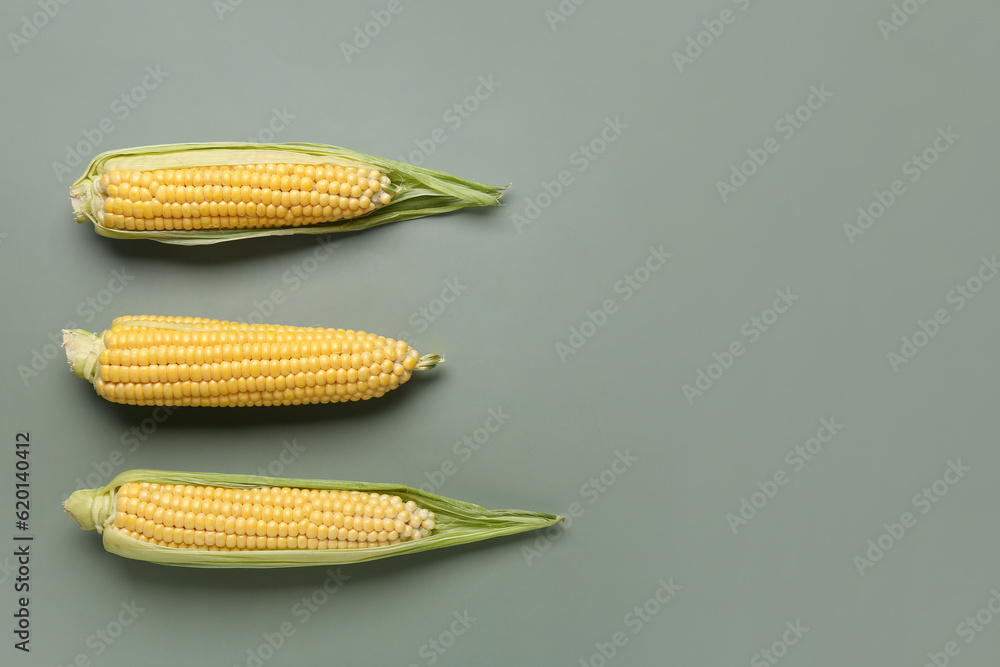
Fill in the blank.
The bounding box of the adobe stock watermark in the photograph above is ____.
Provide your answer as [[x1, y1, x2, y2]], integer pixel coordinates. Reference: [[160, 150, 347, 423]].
[[396, 76, 501, 167], [555, 245, 671, 362], [418, 408, 510, 494], [407, 610, 477, 667], [64, 434, 301, 507], [579, 578, 682, 667], [233, 568, 349, 667], [726, 417, 844, 534], [340, 0, 415, 63], [246, 107, 295, 143], [0, 556, 18, 585], [511, 116, 628, 234], [523, 449, 639, 567], [56, 600, 145, 667], [394, 276, 469, 343], [242, 238, 341, 325], [544, 0, 589, 31], [672, 0, 759, 73], [18, 267, 135, 386], [716, 84, 833, 202], [51, 66, 169, 182], [683, 287, 800, 405], [750, 620, 810, 667], [877, 0, 933, 40], [8, 0, 75, 54], [255, 439, 306, 478], [213, 0, 247, 21], [921, 588, 1000, 667], [844, 126, 959, 244], [61, 406, 176, 505], [852, 459, 970, 576], [887, 255, 998, 373]]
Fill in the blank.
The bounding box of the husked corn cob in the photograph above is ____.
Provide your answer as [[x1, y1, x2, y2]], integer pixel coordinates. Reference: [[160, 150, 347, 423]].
[[62, 316, 441, 407], [70, 142, 507, 245], [64, 470, 563, 568]]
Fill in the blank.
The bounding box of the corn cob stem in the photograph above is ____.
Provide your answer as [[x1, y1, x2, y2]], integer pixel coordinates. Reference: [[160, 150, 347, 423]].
[[64, 469, 563, 568], [414, 353, 443, 371], [62, 329, 102, 382]]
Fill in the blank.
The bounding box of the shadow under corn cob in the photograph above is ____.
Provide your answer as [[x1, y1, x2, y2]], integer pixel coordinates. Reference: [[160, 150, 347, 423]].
[[70, 142, 507, 245]]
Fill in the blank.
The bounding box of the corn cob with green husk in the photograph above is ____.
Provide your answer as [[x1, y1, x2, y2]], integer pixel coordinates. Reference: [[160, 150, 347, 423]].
[[69, 142, 506, 245], [63, 315, 442, 407], [63, 469, 562, 568]]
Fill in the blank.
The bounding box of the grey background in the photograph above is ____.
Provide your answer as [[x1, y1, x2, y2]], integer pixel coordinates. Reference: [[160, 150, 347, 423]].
[[2, 0, 998, 665]]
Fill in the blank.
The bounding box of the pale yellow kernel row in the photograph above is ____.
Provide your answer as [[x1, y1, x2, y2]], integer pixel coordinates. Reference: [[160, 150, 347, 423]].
[[103, 319, 400, 347], [121, 483, 406, 507], [99, 361, 404, 384], [100, 346, 408, 366], [119, 353, 408, 374], [97, 196, 381, 216], [102, 340, 406, 361], [102, 163, 387, 189], [99, 345, 401, 367], [110, 316, 389, 338], [121, 530, 397, 550], [100, 167, 389, 202], [124, 482, 415, 505], [118, 487, 416, 521], [95, 199, 385, 230], [98, 191, 385, 213], [96, 215, 372, 232], [104, 176, 382, 200], [99, 366, 402, 398], [95, 377, 399, 404], [102, 333, 397, 356], [115, 511, 415, 539], [97, 392, 388, 408], [101, 352, 401, 372], [112, 483, 434, 550], [98, 346, 402, 367]]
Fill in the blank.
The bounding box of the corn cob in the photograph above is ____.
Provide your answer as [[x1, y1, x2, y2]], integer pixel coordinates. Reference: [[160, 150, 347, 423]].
[[64, 470, 562, 568], [62, 315, 441, 407], [70, 142, 507, 245]]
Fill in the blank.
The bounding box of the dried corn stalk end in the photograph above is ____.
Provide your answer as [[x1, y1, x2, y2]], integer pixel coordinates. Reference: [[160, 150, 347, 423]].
[[62, 329, 103, 382]]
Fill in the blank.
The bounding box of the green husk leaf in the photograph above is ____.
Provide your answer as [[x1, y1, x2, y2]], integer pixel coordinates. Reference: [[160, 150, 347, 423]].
[[69, 142, 507, 246], [63, 469, 562, 568]]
